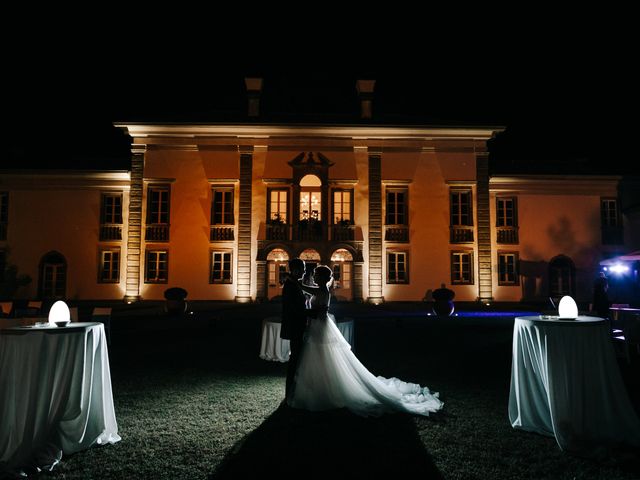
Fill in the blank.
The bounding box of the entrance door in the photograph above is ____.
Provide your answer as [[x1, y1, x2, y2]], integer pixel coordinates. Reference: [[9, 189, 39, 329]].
[[331, 262, 352, 301]]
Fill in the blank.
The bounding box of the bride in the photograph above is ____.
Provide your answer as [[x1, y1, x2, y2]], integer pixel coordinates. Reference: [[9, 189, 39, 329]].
[[289, 265, 443, 417]]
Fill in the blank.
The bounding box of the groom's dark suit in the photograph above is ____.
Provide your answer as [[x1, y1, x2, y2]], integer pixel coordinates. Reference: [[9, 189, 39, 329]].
[[281, 276, 308, 401]]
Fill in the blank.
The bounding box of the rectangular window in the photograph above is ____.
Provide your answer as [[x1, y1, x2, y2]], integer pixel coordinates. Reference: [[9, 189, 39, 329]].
[[451, 251, 473, 285], [146, 185, 170, 224], [99, 249, 120, 283], [387, 251, 409, 284], [498, 252, 519, 286], [450, 190, 473, 226], [0, 192, 8, 241], [333, 189, 353, 223], [210, 250, 233, 284], [601, 198, 619, 227], [601, 198, 623, 245], [101, 193, 123, 224], [496, 197, 517, 227], [211, 188, 234, 225], [268, 189, 288, 223], [385, 188, 408, 225], [145, 250, 168, 283]]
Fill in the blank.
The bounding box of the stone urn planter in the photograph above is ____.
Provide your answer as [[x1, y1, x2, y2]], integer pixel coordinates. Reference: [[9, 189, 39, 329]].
[[164, 287, 188, 315]]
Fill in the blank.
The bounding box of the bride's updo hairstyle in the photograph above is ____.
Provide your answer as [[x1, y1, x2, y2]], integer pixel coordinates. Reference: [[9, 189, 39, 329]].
[[313, 265, 333, 286]]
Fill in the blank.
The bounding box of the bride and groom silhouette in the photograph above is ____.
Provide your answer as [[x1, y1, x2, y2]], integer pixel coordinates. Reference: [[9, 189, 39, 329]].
[[280, 258, 443, 417]]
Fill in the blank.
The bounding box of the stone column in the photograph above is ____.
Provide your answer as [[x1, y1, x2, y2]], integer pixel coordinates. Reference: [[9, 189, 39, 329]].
[[352, 261, 364, 302], [255, 260, 267, 301], [236, 146, 253, 302], [124, 146, 145, 303], [367, 150, 384, 304], [476, 149, 493, 303]]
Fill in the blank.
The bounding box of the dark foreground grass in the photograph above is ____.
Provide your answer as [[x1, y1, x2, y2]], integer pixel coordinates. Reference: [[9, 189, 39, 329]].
[[40, 304, 640, 479]]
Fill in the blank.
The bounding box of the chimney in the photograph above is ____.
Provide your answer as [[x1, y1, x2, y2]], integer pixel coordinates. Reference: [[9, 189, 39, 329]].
[[244, 77, 263, 117], [356, 79, 376, 119]]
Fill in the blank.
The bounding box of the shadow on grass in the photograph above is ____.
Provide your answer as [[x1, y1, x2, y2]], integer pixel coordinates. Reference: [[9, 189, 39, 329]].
[[210, 405, 444, 479]]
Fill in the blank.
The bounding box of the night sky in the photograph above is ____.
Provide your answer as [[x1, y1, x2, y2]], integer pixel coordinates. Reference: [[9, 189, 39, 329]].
[[3, 40, 636, 176]]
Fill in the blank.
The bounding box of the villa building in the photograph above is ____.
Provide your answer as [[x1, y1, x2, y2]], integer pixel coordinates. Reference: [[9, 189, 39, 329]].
[[0, 80, 636, 306]]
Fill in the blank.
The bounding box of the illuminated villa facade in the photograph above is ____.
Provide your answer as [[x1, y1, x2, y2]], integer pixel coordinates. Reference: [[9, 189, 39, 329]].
[[0, 81, 637, 306]]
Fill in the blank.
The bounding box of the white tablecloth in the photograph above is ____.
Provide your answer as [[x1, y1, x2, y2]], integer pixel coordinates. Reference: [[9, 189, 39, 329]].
[[508, 316, 640, 451], [259, 315, 355, 362], [259, 318, 290, 362], [0, 322, 120, 473]]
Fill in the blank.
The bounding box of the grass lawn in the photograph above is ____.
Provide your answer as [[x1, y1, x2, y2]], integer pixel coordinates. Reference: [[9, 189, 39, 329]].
[[41, 303, 640, 479]]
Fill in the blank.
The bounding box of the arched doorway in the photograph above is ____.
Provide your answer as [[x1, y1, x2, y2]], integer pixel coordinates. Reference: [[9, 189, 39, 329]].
[[39, 251, 67, 300], [331, 248, 354, 301], [266, 248, 290, 300], [299, 248, 321, 285], [549, 255, 575, 298]]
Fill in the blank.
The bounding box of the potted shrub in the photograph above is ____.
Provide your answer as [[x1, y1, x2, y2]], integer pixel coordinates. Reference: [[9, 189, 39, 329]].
[[164, 287, 188, 315]]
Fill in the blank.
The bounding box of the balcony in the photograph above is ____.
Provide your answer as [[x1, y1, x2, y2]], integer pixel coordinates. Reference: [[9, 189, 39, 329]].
[[210, 226, 235, 242], [384, 225, 409, 242], [99, 224, 122, 241], [145, 224, 170, 242], [450, 226, 474, 243], [330, 224, 355, 241], [496, 226, 519, 244]]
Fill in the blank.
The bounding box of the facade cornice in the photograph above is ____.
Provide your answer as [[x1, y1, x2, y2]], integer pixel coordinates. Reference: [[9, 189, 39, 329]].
[[490, 175, 622, 195], [0, 171, 130, 190], [116, 123, 502, 142]]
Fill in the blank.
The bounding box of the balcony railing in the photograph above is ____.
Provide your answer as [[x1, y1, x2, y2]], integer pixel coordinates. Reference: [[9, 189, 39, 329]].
[[602, 226, 624, 245], [384, 225, 409, 242], [294, 220, 324, 241], [210, 225, 235, 242], [496, 226, 519, 244], [145, 224, 170, 242], [0, 223, 6, 241], [266, 223, 291, 241], [99, 224, 122, 241], [330, 224, 355, 241], [450, 226, 474, 243]]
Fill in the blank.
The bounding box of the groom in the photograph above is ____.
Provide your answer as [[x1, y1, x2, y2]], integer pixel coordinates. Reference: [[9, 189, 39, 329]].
[[280, 257, 309, 403]]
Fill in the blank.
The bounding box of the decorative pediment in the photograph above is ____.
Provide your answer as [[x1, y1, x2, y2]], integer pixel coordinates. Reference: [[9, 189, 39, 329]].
[[287, 152, 334, 167]]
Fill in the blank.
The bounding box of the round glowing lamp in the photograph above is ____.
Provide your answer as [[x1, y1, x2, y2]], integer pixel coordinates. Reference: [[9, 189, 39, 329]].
[[558, 296, 578, 320], [49, 300, 71, 327]]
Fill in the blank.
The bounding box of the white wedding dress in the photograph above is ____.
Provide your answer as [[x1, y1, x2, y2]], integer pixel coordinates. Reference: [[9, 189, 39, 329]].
[[290, 290, 443, 417]]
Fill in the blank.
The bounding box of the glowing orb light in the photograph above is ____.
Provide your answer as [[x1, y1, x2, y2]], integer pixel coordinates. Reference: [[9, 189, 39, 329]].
[[48, 300, 71, 326], [558, 296, 578, 319]]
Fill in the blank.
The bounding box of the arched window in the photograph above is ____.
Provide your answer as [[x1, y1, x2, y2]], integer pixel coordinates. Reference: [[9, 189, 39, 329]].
[[300, 174, 322, 221], [549, 255, 575, 297]]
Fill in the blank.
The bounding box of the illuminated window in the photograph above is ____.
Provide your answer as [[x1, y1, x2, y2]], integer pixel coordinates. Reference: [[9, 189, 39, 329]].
[[268, 189, 288, 223], [387, 251, 409, 284], [451, 251, 473, 285], [386, 189, 407, 225], [145, 250, 168, 283], [333, 189, 353, 223], [211, 188, 234, 225], [99, 249, 120, 283], [210, 250, 232, 284], [498, 253, 519, 285], [300, 175, 321, 221]]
